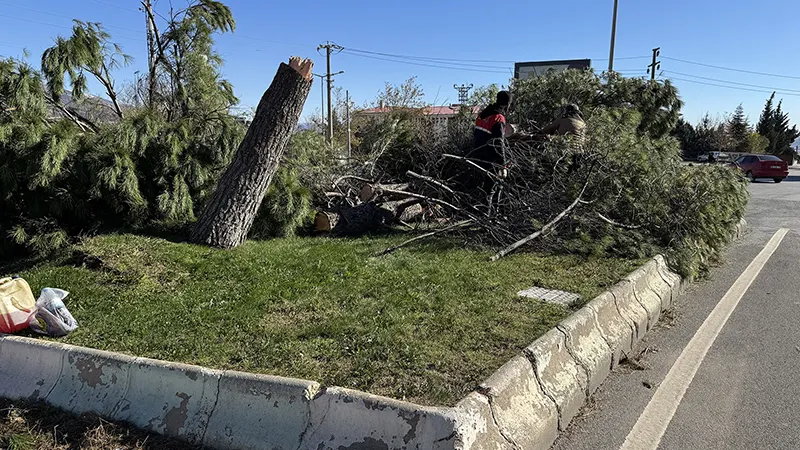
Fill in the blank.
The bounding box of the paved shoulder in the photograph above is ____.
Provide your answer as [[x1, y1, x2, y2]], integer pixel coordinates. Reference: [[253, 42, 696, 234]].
[[553, 178, 800, 450]]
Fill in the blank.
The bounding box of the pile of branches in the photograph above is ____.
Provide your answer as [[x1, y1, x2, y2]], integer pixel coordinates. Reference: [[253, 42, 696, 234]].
[[315, 128, 633, 259]]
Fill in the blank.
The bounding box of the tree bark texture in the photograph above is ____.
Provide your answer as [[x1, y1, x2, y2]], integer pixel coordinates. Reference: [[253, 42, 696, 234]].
[[191, 62, 313, 248]]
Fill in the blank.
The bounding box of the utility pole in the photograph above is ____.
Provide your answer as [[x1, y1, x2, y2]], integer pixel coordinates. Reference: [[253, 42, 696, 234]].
[[608, 0, 619, 72], [318, 42, 344, 141], [453, 84, 474, 105], [312, 73, 325, 131], [141, 0, 158, 107], [143, 0, 154, 72], [648, 47, 661, 81], [345, 90, 351, 160]]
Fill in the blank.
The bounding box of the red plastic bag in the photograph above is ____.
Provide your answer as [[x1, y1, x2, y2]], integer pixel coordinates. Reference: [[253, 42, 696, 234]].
[[0, 276, 36, 334]]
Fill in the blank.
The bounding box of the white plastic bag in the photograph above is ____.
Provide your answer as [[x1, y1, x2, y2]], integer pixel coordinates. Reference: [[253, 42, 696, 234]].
[[28, 288, 78, 337]]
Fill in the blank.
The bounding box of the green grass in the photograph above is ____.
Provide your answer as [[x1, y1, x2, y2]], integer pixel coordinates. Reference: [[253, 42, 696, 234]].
[[15, 234, 641, 406]]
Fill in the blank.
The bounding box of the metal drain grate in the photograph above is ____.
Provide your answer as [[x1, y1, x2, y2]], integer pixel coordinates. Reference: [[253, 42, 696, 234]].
[[517, 286, 581, 306]]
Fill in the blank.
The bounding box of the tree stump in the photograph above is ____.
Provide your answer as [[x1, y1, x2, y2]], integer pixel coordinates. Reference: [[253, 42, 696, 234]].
[[191, 57, 313, 248]]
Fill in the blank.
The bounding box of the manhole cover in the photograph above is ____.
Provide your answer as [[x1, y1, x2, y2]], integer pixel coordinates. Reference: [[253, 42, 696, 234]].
[[517, 286, 580, 306]]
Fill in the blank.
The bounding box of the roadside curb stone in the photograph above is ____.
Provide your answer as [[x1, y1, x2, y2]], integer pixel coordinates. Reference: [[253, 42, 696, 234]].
[[454, 393, 514, 450], [624, 261, 663, 332], [203, 370, 318, 450], [47, 346, 135, 418], [556, 308, 612, 395], [654, 255, 682, 309], [476, 356, 559, 450], [608, 280, 649, 347], [525, 328, 588, 431], [0, 335, 64, 401], [301, 386, 458, 450], [585, 291, 635, 368], [117, 358, 221, 444]]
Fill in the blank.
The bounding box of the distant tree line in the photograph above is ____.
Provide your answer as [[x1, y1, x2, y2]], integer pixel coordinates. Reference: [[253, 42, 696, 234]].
[[674, 93, 799, 162]]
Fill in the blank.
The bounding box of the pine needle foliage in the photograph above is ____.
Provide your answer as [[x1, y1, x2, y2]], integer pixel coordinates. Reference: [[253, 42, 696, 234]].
[[0, 1, 251, 258]]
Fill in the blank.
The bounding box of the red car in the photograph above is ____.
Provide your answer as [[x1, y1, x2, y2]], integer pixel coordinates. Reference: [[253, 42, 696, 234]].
[[732, 154, 789, 183]]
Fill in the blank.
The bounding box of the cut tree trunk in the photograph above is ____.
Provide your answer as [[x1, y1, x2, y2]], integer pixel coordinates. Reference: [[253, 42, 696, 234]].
[[191, 58, 313, 248], [314, 211, 339, 233], [314, 199, 426, 235]]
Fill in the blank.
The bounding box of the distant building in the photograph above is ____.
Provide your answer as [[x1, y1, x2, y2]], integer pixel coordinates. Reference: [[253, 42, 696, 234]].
[[358, 104, 481, 135]]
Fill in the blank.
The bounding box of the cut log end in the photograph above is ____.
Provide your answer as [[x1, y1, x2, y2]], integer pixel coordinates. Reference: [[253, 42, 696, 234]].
[[314, 211, 339, 233]]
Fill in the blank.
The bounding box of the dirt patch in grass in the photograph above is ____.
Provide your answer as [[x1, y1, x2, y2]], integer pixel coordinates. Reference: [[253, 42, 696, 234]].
[[0, 398, 197, 450], [16, 234, 641, 406]]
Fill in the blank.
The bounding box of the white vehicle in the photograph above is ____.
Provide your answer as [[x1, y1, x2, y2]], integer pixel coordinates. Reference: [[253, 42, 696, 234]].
[[699, 151, 732, 163]]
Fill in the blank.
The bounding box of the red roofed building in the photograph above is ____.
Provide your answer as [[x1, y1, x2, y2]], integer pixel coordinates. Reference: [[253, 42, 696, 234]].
[[358, 103, 481, 134]]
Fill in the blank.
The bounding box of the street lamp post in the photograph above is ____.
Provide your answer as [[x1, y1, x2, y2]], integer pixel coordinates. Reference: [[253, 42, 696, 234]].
[[608, 0, 619, 73]]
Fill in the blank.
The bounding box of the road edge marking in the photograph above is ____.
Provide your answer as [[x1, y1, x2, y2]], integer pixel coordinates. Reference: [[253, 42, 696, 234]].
[[620, 228, 789, 450]]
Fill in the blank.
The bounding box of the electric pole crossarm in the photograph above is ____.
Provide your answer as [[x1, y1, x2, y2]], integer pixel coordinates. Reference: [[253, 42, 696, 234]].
[[648, 47, 661, 81], [454, 84, 474, 105]]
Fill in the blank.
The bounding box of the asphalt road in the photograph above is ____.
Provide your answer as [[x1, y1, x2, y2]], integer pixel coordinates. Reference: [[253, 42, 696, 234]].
[[553, 166, 800, 450]]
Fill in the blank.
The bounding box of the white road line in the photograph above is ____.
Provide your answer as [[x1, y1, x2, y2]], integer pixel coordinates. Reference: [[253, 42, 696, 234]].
[[620, 228, 790, 450]]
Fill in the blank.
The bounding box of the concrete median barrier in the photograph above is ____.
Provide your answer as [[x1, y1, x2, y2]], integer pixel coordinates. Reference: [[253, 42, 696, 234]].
[[0, 336, 63, 401], [585, 291, 635, 368], [525, 328, 587, 431], [46, 346, 134, 418], [625, 261, 663, 332], [118, 358, 221, 444], [557, 307, 612, 395], [476, 356, 559, 450]]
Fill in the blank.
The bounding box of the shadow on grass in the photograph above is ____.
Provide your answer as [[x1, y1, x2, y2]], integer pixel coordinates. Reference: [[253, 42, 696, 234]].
[[0, 398, 199, 450], [0, 253, 56, 276]]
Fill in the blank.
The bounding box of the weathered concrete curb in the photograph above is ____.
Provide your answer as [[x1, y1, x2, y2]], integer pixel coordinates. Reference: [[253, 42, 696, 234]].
[[0, 219, 747, 449], [448, 217, 748, 449], [0, 334, 465, 449]]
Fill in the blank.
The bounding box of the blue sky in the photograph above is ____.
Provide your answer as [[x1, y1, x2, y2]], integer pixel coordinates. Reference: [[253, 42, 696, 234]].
[[2, 0, 800, 127]]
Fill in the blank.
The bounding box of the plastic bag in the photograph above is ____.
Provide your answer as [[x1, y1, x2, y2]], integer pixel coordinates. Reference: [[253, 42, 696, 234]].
[[28, 288, 79, 337], [0, 276, 37, 334]]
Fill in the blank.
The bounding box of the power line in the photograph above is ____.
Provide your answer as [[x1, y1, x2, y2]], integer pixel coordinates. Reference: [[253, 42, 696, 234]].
[[344, 46, 649, 64], [345, 48, 509, 70], [344, 47, 515, 65], [663, 70, 800, 93], [88, 0, 140, 14], [342, 51, 510, 74], [229, 34, 315, 50], [0, 2, 143, 34], [0, 13, 140, 42], [662, 56, 800, 81], [663, 76, 800, 97]]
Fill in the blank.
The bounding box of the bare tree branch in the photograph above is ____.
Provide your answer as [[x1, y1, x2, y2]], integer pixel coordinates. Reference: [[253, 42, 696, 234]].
[[597, 213, 641, 229], [333, 175, 376, 187], [442, 153, 501, 180], [491, 175, 592, 261], [375, 220, 473, 257], [406, 170, 455, 194]]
